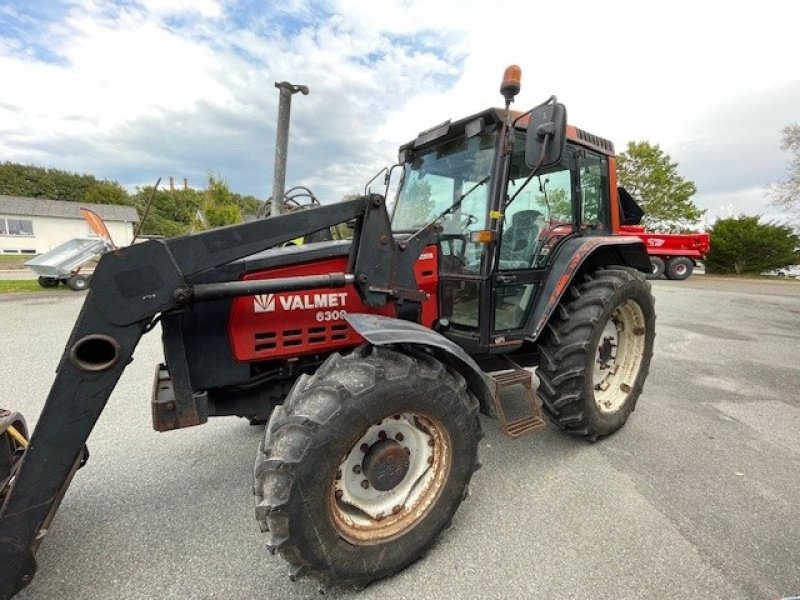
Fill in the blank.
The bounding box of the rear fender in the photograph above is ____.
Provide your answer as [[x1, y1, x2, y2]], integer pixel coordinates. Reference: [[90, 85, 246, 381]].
[[345, 314, 496, 416], [525, 236, 650, 342]]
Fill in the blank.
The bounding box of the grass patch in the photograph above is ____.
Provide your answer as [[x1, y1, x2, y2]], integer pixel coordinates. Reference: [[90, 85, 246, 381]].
[[0, 280, 72, 294], [0, 254, 36, 269]]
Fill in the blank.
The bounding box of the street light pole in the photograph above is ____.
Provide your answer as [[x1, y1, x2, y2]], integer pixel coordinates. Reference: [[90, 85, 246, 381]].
[[270, 81, 309, 216]]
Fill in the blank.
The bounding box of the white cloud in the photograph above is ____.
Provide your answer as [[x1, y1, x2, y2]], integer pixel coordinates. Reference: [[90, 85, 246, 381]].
[[138, 0, 222, 18], [1, 0, 799, 221]]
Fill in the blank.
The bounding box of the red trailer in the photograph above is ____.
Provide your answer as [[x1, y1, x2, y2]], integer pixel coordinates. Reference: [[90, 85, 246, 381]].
[[620, 225, 710, 280]]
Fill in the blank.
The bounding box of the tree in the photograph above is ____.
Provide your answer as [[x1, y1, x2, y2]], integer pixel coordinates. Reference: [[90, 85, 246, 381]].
[[705, 216, 798, 275], [617, 142, 702, 230], [132, 187, 203, 236], [0, 162, 131, 205], [768, 124, 800, 228], [194, 175, 243, 230], [392, 179, 433, 228], [0, 161, 263, 236]]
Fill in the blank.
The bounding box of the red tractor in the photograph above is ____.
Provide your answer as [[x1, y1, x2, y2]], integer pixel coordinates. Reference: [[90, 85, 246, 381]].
[[0, 66, 656, 596]]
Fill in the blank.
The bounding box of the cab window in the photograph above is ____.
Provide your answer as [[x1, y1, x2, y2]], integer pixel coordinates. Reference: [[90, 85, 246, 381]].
[[580, 152, 610, 233]]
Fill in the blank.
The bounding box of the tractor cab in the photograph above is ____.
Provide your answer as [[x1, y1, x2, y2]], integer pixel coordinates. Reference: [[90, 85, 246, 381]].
[[391, 101, 620, 355]]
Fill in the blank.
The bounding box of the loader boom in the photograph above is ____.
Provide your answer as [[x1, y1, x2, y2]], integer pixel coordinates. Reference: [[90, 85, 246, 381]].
[[0, 194, 432, 599]]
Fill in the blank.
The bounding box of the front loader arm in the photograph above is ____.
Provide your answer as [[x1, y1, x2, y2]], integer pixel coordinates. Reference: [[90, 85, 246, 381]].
[[0, 195, 432, 599], [0, 293, 146, 598]]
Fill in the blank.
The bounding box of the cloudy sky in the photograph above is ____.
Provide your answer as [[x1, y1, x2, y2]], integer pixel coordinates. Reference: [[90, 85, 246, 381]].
[[2, 0, 799, 224]]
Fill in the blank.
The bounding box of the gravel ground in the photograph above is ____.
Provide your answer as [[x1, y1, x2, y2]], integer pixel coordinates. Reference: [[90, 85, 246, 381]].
[[2, 275, 799, 599]]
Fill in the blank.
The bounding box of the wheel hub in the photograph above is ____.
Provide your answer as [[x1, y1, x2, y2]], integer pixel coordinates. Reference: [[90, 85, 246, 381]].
[[362, 439, 410, 491], [330, 413, 450, 542], [592, 300, 646, 413]]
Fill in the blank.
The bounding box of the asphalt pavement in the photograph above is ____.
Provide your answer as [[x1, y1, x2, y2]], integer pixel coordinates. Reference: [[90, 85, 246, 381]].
[[1, 275, 799, 599]]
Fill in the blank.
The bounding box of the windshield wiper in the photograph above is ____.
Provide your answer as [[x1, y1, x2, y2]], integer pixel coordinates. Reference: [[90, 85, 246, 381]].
[[404, 175, 490, 244]]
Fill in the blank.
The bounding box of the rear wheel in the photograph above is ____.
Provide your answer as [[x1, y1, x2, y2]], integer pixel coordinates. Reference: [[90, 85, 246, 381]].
[[254, 346, 482, 588], [537, 267, 655, 440], [665, 256, 693, 280], [648, 256, 665, 279], [66, 273, 89, 291]]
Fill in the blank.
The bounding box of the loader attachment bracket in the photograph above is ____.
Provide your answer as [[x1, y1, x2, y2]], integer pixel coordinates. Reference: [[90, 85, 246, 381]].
[[0, 194, 431, 598]]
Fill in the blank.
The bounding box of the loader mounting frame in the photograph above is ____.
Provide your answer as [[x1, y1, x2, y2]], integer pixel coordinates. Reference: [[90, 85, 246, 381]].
[[0, 194, 434, 599]]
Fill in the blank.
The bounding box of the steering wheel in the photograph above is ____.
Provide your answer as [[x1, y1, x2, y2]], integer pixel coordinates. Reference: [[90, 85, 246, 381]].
[[461, 213, 478, 229]]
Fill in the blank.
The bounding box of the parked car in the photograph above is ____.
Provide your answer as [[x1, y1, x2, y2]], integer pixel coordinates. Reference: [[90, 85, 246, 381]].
[[762, 265, 800, 278]]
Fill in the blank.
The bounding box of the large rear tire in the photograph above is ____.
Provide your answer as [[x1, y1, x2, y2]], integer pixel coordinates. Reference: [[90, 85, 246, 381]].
[[254, 346, 482, 589], [537, 267, 655, 440]]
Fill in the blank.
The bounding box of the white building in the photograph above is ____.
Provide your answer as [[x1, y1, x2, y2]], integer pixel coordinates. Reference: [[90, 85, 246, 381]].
[[0, 195, 139, 255]]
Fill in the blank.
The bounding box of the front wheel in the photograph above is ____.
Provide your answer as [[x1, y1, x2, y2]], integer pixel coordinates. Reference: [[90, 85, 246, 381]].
[[254, 346, 482, 588], [537, 267, 655, 440]]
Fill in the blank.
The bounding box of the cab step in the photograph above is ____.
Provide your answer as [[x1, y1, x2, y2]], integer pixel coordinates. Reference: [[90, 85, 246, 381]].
[[490, 368, 546, 437]]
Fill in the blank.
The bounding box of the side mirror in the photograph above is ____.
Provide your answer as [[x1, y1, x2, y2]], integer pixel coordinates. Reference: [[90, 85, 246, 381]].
[[525, 102, 567, 170]]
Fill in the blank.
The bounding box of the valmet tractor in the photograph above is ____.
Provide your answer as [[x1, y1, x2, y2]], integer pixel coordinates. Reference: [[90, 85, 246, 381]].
[[0, 66, 656, 596]]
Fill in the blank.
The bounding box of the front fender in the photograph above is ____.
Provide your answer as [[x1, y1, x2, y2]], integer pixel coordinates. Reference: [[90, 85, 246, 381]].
[[345, 313, 496, 416]]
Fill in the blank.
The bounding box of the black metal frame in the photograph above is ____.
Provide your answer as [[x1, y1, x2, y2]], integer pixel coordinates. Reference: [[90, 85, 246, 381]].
[[0, 194, 435, 599]]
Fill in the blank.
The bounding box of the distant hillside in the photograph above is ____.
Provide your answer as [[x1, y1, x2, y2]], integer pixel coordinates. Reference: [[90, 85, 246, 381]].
[[0, 162, 264, 236]]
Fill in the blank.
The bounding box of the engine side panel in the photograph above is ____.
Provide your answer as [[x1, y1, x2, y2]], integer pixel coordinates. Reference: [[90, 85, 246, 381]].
[[228, 247, 439, 362]]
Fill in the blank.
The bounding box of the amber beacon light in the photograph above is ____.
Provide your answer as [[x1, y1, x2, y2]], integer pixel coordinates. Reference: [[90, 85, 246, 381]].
[[500, 64, 521, 103]]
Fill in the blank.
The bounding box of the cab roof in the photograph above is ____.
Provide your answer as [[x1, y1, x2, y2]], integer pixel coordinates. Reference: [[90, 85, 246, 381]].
[[400, 107, 615, 158]]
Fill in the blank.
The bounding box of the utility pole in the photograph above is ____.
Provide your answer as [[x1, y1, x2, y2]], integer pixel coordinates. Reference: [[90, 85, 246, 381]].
[[270, 81, 309, 216]]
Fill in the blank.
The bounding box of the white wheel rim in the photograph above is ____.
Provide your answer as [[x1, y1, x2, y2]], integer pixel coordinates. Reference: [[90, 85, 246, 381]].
[[593, 300, 646, 413], [674, 263, 687, 275], [329, 413, 451, 543]]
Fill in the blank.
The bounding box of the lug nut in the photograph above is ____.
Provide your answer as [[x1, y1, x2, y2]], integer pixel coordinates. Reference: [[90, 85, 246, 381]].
[[375, 512, 385, 521], [360, 443, 369, 453], [336, 469, 342, 480], [352, 464, 361, 474], [361, 480, 370, 489], [392, 505, 402, 514], [427, 439, 435, 447], [405, 447, 410, 455], [393, 415, 401, 420], [427, 456, 434, 465], [395, 432, 404, 442], [378, 430, 387, 440], [335, 490, 344, 500]]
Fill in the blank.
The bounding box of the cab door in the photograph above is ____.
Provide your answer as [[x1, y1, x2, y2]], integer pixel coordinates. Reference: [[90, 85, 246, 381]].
[[490, 146, 579, 347]]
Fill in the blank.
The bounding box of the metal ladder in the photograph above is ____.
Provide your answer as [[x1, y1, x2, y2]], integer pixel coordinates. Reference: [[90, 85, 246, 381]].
[[490, 366, 546, 437]]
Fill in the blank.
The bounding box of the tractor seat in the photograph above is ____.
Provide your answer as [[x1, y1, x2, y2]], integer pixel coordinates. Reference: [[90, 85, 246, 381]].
[[499, 210, 541, 270]]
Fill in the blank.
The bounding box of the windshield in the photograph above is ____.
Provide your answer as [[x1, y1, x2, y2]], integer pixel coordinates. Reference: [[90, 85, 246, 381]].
[[392, 132, 497, 232]]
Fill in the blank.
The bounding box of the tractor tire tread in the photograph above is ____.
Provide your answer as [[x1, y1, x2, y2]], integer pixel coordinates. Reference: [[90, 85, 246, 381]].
[[254, 345, 482, 589], [537, 267, 655, 440]]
